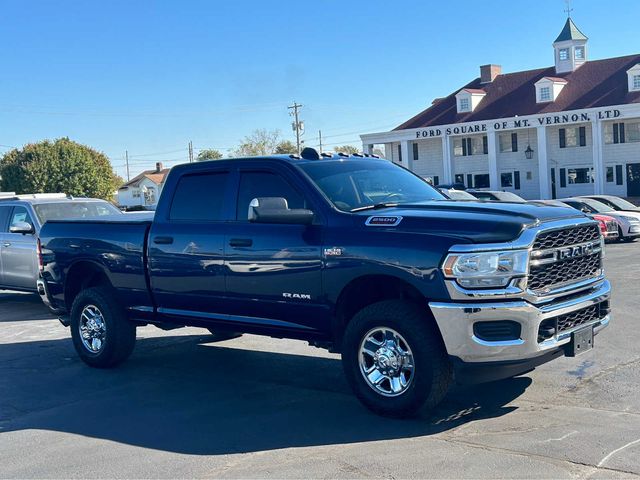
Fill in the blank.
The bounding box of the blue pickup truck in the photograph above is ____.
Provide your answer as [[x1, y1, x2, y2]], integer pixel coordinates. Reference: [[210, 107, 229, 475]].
[[37, 150, 611, 417]]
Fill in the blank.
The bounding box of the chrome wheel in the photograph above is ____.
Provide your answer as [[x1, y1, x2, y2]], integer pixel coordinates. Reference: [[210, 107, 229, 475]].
[[359, 327, 414, 397], [79, 305, 107, 354]]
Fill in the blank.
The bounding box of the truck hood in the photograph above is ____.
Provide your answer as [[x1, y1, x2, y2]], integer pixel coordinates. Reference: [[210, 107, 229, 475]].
[[353, 200, 587, 244]]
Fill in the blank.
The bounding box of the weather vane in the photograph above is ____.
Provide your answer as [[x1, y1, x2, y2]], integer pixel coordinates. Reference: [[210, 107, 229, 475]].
[[564, 0, 573, 18]]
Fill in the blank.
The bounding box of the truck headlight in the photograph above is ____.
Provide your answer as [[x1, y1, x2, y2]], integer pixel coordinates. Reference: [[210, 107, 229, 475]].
[[442, 250, 529, 288]]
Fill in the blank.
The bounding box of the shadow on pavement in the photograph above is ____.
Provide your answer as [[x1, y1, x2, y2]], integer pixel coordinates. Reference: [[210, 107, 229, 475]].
[[0, 334, 531, 455], [0, 292, 52, 322]]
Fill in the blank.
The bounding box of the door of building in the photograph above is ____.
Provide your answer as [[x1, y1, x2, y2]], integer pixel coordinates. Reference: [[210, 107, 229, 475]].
[[627, 163, 640, 197]]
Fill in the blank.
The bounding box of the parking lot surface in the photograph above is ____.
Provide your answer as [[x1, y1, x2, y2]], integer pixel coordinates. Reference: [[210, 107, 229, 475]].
[[1, 242, 639, 479]]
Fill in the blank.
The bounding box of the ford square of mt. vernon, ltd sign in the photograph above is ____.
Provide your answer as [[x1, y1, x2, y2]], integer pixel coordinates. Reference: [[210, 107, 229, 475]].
[[415, 109, 622, 138]]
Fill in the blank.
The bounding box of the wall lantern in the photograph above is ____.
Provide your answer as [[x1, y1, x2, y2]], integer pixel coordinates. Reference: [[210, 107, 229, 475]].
[[525, 145, 534, 160]]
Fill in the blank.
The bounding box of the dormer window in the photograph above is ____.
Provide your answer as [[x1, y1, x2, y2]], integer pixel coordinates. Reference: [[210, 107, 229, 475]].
[[455, 88, 486, 114], [535, 77, 568, 103], [559, 48, 569, 61], [540, 87, 551, 102], [627, 64, 640, 92]]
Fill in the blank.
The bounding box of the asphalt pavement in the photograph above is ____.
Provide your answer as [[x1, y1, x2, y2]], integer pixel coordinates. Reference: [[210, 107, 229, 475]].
[[1, 242, 639, 479]]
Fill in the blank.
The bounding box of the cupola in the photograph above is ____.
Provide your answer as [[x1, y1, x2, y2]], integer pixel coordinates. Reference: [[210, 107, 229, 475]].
[[553, 17, 588, 74]]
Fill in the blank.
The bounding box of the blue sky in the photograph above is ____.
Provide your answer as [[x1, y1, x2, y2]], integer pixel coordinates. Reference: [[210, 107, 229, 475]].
[[1, 0, 639, 179]]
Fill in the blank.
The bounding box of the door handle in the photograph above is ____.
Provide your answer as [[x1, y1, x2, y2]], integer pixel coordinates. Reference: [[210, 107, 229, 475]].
[[229, 238, 253, 247], [153, 236, 174, 245], [2, 242, 11, 247]]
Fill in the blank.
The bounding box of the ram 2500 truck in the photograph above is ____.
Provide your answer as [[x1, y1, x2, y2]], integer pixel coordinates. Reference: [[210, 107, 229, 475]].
[[37, 150, 611, 417]]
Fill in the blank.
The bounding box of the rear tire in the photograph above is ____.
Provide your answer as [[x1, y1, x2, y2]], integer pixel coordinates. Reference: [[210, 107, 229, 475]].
[[342, 300, 452, 418], [70, 287, 136, 368]]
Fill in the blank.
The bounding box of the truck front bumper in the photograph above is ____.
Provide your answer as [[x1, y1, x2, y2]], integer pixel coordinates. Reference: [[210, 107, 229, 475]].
[[429, 280, 610, 382]]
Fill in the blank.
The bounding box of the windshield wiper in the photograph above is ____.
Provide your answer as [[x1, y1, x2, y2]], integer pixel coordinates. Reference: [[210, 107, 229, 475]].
[[350, 203, 399, 213]]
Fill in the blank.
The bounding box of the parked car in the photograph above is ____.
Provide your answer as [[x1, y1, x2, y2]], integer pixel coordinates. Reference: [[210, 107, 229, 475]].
[[559, 197, 640, 241], [0, 194, 122, 292], [440, 188, 478, 200], [467, 190, 527, 202], [38, 152, 610, 418], [435, 182, 466, 191], [583, 195, 640, 213], [531, 200, 619, 242]]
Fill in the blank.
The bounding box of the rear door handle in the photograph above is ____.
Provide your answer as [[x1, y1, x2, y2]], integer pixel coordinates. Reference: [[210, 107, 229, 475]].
[[229, 238, 253, 247], [153, 236, 174, 245]]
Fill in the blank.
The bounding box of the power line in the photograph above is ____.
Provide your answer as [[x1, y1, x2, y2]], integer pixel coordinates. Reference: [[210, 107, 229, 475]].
[[288, 102, 303, 155]]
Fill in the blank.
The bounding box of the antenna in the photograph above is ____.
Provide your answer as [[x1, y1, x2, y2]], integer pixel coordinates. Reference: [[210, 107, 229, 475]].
[[564, 0, 573, 18]]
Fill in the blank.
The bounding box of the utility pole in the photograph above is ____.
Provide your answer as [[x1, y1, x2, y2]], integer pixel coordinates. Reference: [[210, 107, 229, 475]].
[[188, 141, 194, 163], [125, 150, 130, 181], [318, 130, 323, 154], [288, 102, 303, 155]]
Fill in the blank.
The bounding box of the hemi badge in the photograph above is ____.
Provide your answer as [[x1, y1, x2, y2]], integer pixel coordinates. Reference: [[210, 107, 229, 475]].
[[324, 247, 343, 256], [365, 216, 403, 227]]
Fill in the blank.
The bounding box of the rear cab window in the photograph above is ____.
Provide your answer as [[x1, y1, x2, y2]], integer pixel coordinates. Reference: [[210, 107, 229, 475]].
[[9, 206, 34, 231], [169, 172, 230, 221]]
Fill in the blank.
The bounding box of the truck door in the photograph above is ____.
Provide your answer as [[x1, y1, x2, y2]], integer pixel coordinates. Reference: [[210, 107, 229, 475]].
[[223, 168, 325, 332], [148, 168, 233, 319], [1, 206, 38, 290], [0, 205, 11, 286]]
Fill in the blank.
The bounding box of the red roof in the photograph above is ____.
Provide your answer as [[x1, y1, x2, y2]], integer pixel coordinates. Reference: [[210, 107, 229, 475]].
[[395, 54, 640, 130]]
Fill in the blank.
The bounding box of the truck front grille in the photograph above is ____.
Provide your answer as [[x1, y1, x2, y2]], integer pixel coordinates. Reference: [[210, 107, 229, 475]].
[[528, 224, 602, 294]]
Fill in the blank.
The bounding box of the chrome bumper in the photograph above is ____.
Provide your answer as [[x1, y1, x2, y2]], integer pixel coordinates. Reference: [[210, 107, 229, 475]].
[[429, 280, 611, 363]]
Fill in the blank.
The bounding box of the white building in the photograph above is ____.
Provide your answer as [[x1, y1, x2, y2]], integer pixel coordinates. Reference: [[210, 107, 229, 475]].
[[117, 162, 169, 209], [361, 17, 640, 200]]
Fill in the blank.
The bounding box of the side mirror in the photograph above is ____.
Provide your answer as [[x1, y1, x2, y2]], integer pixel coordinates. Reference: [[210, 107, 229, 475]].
[[248, 197, 314, 225], [10, 221, 34, 234]]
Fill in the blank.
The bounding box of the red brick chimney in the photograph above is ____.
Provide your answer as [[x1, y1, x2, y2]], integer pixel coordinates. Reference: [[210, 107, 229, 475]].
[[155, 162, 163, 173], [480, 64, 502, 84]]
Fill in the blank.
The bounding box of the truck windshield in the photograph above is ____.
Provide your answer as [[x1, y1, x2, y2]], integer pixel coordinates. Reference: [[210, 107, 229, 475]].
[[34, 201, 121, 223], [299, 160, 445, 212]]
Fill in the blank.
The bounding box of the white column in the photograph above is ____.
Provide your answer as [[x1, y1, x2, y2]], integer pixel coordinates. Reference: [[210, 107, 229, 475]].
[[537, 126, 550, 199], [363, 143, 373, 155], [487, 130, 499, 190], [442, 136, 453, 183], [400, 140, 412, 171], [592, 119, 605, 194]]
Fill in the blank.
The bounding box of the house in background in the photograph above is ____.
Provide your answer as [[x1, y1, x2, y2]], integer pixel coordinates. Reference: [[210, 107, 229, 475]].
[[117, 162, 170, 209]]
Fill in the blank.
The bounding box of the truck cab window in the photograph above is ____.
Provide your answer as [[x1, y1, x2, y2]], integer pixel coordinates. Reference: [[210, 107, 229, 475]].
[[236, 172, 305, 220], [9, 206, 34, 230], [170, 172, 229, 221]]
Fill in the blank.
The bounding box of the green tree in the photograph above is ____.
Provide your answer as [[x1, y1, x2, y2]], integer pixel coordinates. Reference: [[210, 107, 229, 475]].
[[333, 145, 360, 155], [0, 138, 120, 200], [232, 129, 282, 157], [196, 148, 223, 161], [274, 140, 297, 154]]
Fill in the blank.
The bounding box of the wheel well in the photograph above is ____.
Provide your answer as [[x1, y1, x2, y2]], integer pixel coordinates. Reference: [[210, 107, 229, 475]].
[[64, 262, 112, 311], [333, 275, 427, 348]]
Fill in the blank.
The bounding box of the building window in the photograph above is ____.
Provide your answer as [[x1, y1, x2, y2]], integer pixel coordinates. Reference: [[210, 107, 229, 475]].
[[627, 122, 640, 142], [474, 174, 490, 189], [412, 142, 419, 161], [422, 175, 439, 186], [559, 48, 569, 61], [454, 174, 465, 185], [397, 144, 402, 162], [498, 133, 518, 153], [567, 167, 594, 184], [454, 137, 484, 156], [501, 172, 513, 187], [606, 167, 614, 183], [574, 46, 585, 60], [540, 87, 551, 102], [559, 127, 587, 148], [459, 98, 470, 112], [616, 165, 624, 185], [634, 75, 640, 90]]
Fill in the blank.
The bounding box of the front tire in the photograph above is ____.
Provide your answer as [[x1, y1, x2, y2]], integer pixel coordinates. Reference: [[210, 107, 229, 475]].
[[342, 300, 452, 418], [70, 287, 136, 368]]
